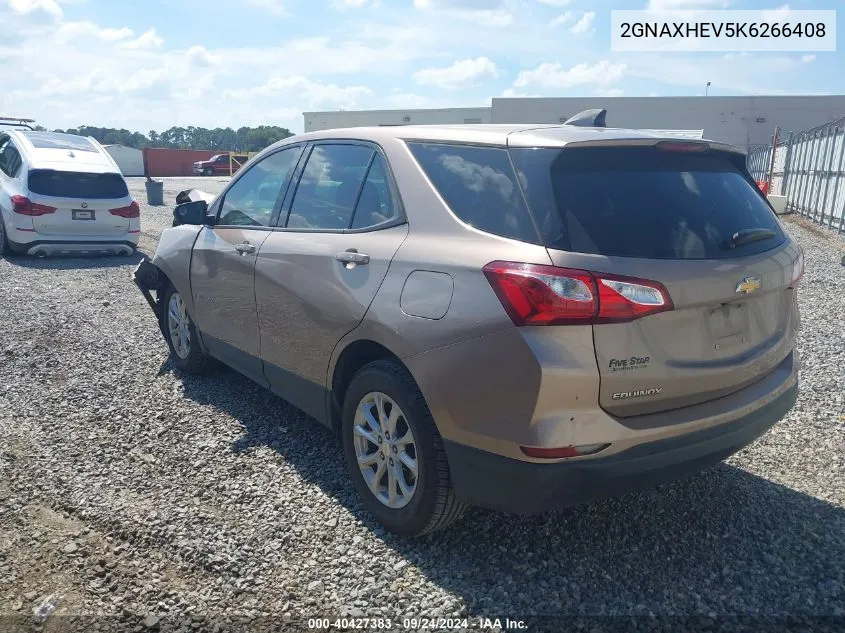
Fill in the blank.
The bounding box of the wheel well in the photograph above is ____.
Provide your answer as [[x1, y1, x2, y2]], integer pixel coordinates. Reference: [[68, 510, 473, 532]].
[[330, 340, 404, 432]]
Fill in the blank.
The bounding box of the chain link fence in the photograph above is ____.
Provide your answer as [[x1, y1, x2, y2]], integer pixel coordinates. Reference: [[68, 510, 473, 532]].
[[748, 116, 845, 234]]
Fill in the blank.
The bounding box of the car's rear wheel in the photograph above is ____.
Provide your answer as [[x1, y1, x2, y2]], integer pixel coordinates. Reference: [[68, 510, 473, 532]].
[[0, 216, 12, 257], [161, 285, 211, 374], [341, 359, 466, 536]]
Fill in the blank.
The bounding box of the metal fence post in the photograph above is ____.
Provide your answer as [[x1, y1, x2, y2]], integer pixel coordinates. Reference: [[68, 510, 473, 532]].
[[781, 132, 794, 196]]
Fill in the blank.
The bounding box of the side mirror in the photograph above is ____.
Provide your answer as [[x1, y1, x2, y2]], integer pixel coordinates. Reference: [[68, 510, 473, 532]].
[[173, 200, 209, 226]]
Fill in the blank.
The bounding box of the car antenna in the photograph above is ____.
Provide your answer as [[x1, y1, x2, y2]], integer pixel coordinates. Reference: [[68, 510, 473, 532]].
[[563, 109, 607, 128]]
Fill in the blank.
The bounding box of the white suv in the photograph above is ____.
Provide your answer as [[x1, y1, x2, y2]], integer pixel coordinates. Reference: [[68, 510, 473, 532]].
[[0, 130, 139, 257]]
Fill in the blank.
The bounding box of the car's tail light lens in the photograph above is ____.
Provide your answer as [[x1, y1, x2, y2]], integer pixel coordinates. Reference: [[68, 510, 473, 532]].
[[109, 201, 140, 218], [790, 249, 804, 287], [11, 195, 56, 216], [482, 262, 597, 325], [483, 261, 673, 326]]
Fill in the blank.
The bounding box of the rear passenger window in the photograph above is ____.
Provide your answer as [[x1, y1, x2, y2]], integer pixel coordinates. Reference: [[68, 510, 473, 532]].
[[407, 143, 538, 243], [287, 144, 374, 230], [351, 155, 400, 229], [0, 142, 22, 178]]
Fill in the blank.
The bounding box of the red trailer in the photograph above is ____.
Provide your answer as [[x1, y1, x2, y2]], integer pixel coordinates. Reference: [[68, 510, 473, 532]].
[[142, 148, 218, 177]]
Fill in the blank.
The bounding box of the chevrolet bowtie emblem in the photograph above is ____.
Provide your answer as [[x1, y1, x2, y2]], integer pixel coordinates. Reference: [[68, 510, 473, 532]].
[[736, 276, 761, 294]]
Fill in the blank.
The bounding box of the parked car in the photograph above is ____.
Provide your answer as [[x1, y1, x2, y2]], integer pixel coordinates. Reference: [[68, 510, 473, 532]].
[[0, 130, 139, 257], [193, 153, 249, 176], [134, 115, 802, 536]]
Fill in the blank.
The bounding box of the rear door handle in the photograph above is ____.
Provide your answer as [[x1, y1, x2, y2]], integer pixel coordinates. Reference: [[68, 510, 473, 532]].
[[235, 242, 256, 254], [335, 250, 370, 265]]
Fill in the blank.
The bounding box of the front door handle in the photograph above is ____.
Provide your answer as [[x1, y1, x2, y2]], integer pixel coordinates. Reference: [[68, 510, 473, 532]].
[[235, 242, 256, 254], [335, 250, 370, 265]]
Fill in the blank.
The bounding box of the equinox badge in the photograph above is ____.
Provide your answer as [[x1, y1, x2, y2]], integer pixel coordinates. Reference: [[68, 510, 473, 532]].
[[612, 388, 663, 400], [735, 276, 761, 294]]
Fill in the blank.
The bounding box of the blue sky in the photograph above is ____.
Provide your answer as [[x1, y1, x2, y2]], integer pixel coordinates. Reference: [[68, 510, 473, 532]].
[[0, 0, 841, 133]]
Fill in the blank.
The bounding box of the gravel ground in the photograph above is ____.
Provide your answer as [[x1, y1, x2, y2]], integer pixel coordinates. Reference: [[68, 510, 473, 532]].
[[1, 178, 844, 633]]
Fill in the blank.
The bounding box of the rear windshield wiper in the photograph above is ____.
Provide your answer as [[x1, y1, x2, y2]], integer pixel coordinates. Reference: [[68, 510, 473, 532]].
[[722, 228, 777, 250]]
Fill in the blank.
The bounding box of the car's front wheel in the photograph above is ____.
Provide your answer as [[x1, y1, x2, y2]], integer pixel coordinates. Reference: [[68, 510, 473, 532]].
[[161, 285, 211, 374], [203, 168, 213, 176], [342, 359, 466, 536]]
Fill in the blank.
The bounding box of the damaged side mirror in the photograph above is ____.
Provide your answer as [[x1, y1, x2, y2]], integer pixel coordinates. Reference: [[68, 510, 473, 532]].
[[173, 200, 210, 226]]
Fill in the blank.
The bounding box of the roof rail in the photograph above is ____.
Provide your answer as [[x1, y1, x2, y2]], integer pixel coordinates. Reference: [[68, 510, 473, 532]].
[[563, 109, 607, 128], [0, 116, 37, 131]]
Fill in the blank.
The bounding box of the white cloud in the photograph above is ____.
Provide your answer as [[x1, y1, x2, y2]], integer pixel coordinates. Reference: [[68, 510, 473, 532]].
[[245, 0, 289, 15], [595, 88, 624, 97], [647, 0, 731, 8], [801, 54, 816, 64], [334, 0, 371, 7], [762, 5, 791, 22], [514, 60, 626, 89], [537, 0, 572, 6], [549, 11, 572, 27], [413, 0, 514, 27], [186, 45, 221, 67], [8, 0, 62, 19], [58, 21, 134, 41], [225, 76, 372, 110], [122, 28, 163, 50], [413, 57, 499, 89], [570, 11, 594, 35], [499, 87, 541, 98]]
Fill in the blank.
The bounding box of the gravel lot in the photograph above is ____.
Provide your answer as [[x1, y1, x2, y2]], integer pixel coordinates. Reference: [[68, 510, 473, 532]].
[[1, 177, 844, 632]]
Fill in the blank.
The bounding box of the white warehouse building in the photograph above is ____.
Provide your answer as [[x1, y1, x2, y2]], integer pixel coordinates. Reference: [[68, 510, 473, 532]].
[[304, 95, 845, 151], [103, 144, 144, 177]]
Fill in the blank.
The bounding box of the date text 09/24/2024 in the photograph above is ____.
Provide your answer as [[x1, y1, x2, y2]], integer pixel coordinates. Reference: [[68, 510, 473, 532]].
[[307, 617, 528, 630]]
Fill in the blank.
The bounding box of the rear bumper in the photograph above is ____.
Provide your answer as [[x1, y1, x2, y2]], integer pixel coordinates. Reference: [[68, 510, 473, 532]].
[[14, 239, 137, 257], [444, 381, 798, 515]]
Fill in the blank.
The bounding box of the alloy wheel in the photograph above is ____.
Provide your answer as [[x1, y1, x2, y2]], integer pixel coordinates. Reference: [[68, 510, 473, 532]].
[[353, 392, 418, 509], [167, 292, 191, 359]]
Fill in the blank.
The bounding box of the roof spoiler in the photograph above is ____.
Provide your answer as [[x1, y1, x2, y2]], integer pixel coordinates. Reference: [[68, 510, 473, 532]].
[[0, 116, 36, 131], [563, 109, 607, 128]]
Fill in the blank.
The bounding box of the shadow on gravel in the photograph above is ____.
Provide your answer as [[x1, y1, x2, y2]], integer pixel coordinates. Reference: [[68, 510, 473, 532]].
[[3, 252, 144, 270], [173, 364, 845, 617]]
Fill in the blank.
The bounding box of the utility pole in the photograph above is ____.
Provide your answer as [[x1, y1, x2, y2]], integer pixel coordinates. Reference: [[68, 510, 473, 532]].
[[705, 82, 711, 96]]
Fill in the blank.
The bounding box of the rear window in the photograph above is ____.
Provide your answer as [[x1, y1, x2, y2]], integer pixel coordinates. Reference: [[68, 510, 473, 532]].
[[511, 146, 785, 260], [22, 132, 97, 153], [28, 170, 129, 199], [407, 143, 539, 243]]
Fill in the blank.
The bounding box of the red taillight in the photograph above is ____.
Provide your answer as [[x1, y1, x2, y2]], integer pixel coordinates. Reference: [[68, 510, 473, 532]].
[[483, 261, 673, 326], [656, 141, 710, 153], [11, 195, 56, 216], [520, 443, 610, 459], [109, 201, 140, 219]]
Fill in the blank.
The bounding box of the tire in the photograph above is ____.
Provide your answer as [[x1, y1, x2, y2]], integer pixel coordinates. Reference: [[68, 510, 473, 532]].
[[160, 284, 212, 374], [341, 359, 466, 536], [203, 168, 213, 176], [0, 215, 13, 257]]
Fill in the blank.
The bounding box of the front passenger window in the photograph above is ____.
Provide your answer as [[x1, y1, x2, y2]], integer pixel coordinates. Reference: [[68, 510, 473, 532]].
[[287, 144, 374, 230], [218, 147, 302, 227]]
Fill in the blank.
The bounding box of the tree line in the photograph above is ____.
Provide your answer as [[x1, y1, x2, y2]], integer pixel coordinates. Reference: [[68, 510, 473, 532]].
[[35, 125, 295, 152]]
